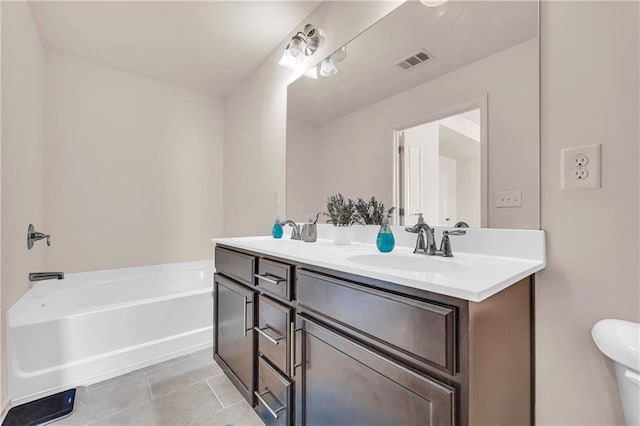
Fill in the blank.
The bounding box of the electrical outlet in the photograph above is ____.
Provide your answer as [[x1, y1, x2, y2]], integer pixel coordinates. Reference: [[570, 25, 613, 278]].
[[496, 190, 522, 208], [574, 155, 589, 167], [573, 168, 589, 180], [561, 144, 601, 190]]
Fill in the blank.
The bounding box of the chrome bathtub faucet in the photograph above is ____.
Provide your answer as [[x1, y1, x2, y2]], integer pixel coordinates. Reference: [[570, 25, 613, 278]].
[[29, 272, 65, 282]]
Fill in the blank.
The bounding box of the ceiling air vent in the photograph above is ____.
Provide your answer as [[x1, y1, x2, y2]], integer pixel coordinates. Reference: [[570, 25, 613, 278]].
[[395, 50, 434, 70]]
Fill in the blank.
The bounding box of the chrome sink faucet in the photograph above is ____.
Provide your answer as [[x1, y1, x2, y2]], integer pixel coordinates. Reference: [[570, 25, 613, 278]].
[[405, 213, 466, 257], [281, 220, 302, 240], [405, 213, 437, 255]]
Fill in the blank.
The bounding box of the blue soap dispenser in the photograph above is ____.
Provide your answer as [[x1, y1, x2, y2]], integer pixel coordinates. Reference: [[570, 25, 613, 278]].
[[376, 214, 395, 253], [272, 217, 283, 239]]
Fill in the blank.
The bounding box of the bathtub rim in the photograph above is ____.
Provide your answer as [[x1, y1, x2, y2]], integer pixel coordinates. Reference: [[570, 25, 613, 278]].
[[8, 259, 215, 328]]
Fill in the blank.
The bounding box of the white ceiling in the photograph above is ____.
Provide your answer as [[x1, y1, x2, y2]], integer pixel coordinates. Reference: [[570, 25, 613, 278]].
[[288, 0, 538, 125], [29, 1, 320, 98]]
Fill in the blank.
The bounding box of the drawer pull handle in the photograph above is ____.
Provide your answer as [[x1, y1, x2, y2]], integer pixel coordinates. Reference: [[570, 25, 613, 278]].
[[255, 326, 285, 345], [255, 273, 285, 286], [255, 389, 285, 419]]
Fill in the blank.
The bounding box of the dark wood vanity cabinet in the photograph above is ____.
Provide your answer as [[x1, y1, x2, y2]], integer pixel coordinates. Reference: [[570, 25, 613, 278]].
[[213, 272, 256, 403], [293, 314, 456, 426], [214, 244, 533, 426]]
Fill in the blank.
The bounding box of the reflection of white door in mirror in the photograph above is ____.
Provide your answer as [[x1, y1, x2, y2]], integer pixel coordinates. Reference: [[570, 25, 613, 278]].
[[396, 107, 481, 227]]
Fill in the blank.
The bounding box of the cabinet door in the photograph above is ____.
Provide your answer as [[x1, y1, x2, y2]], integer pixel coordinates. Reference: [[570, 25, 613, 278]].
[[214, 273, 256, 403], [294, 315, 456, 426]]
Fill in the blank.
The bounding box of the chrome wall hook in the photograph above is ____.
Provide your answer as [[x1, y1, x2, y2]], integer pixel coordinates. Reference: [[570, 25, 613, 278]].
[[27, 224, 51, 249]]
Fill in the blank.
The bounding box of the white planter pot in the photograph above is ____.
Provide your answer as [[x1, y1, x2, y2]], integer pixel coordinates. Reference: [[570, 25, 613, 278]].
[[332, 226, 352, 245]]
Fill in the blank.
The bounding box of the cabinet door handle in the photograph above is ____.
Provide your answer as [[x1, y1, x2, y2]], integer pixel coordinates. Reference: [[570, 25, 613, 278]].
[[290, 321, 295, 374], [290, 322, 303, 374], [255, 273, 285, 285], [254, 326, 285, 345], [254, 389, 285, 419], [242, 296, 252, 337]]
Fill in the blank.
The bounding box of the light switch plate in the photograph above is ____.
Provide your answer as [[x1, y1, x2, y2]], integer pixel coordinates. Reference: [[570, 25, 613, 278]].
[[496, 190, 522, 208], [561, 144, 602, 190]]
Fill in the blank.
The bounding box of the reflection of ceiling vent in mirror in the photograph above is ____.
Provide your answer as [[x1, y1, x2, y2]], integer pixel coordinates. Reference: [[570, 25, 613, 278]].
[[395, 50, 434, 70]]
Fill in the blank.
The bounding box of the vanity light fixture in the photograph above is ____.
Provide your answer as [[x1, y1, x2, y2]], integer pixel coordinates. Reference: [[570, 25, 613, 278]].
[[279, 24, 325, 69], [321, 46, 348, 77], [319, 57, 338, 77], [420, 0, 448, 6]]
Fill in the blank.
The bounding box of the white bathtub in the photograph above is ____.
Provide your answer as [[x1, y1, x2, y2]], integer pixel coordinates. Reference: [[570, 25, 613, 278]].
[[7, 260, 214, 405]]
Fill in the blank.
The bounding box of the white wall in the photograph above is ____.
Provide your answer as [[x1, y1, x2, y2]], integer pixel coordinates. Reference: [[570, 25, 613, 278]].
[[0, 1, 45, 407], [537, 1, 639, 424], [457, 158, 480, 227], [43, 52, 224, 273], [288, 38, 539, 229], [223, 1, 403, 237], [286, 118, 319, 220]]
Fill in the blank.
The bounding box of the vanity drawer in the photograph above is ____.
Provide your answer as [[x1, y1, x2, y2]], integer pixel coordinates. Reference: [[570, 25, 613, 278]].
[[255, 355, 292, 426], [297, 270, 457, 374], [256, 258, 293, 300], [215, 246, 256, 287], [257, 295, 292, 375]]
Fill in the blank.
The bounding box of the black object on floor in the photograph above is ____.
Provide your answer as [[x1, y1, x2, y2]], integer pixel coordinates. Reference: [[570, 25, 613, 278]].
[[2, 389, 76, 426]]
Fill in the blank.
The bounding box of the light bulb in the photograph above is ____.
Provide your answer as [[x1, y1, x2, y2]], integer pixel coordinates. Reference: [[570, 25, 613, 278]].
[[279, 42, 305, 69], [304, 65, 319, 80], [289, 37, 305, 59], [331, 46, 348, 63], [320, 58, 337, 77], [420, 0, 447, 6]]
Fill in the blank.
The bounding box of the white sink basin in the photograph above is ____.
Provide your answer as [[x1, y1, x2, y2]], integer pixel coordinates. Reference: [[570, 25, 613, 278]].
[[345, 253, 474, 274]]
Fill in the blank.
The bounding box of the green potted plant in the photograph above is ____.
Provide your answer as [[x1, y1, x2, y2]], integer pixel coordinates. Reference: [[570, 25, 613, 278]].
[[354, 196, 395, 225], [324, 193, 358, 245]]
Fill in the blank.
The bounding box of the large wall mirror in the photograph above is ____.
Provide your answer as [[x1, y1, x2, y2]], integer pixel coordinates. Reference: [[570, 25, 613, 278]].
[[287, 1, 539, 229]]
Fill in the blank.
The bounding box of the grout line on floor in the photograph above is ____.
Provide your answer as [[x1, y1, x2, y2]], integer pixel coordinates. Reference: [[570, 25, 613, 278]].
[[144, 372, 154, 400], [205, 378, 226, 409]]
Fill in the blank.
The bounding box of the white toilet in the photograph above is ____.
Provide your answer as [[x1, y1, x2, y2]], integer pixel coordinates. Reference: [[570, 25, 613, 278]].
[[592, 319, 640, 426]]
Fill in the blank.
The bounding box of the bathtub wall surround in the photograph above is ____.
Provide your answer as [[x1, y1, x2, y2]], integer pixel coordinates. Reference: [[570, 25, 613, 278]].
[[1, 0, 47, 408], [7, 260, 213, 405], [43, 52, 224, 273]]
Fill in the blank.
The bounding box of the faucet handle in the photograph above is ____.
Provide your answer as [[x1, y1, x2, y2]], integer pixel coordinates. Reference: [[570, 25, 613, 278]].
[[27, 224, 52, 249], [440, 230, 466, 257]]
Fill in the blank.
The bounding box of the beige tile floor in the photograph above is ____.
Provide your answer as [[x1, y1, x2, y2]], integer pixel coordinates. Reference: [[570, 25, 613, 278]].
[[56, 347, 264, 426]]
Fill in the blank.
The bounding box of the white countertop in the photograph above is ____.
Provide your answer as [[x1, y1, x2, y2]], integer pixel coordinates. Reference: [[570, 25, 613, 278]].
[[211, 226, 545, 302]]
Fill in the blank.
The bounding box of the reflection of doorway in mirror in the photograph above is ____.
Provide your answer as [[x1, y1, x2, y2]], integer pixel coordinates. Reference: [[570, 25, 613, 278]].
[[396, 108, 481, 227]]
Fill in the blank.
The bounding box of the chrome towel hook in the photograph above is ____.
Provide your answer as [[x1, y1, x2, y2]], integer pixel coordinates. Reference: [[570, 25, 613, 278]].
[[27, 224, 51, 249]]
